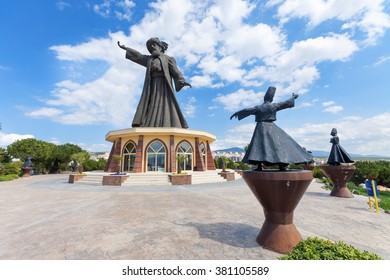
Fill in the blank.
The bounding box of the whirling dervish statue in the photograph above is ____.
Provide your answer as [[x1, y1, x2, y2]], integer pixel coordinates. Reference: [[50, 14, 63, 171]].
[[230, 86, 313, 171], [327, 128, 354, 165]]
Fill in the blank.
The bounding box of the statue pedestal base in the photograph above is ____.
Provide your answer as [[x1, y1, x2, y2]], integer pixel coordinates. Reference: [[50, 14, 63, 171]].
[[21, 167, 33, 177], [242, 170, 313, 254], [320, 165, 356, 198]]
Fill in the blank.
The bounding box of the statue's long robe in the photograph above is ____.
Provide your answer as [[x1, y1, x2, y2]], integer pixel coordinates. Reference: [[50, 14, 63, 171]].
[[327, 136, 354, 165], [125, 48, 188, 128], [235, 96, 313, 165]]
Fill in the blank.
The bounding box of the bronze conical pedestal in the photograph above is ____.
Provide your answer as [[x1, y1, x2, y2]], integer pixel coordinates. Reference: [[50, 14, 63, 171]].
[[320, 165, 356, 198], [242, 170, 313, 254]]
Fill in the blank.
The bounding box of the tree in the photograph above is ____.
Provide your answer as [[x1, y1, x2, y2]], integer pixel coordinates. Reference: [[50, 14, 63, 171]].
[[53, 143, 83, 170], [0, 147, 11, 163], [6, 138, 39, 160], [6, 139, 85, 173]]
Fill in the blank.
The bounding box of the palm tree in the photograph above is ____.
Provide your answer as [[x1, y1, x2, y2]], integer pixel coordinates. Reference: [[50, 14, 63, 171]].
[[113, 155, 123, 174], [176, 154, 186, 174]]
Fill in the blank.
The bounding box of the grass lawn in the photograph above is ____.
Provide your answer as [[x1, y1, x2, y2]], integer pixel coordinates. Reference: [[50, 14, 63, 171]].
[[321, 178, 390, 211]]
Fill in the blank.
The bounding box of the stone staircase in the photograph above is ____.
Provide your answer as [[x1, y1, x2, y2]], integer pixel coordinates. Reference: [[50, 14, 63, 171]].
[[71, 170, 242, 186], [75, 172, 104, 185], [190, 170, 227, 185], [122, 172, 171, 187]]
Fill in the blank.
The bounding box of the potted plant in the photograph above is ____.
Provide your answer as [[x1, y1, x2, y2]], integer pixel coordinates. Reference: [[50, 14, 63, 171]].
[[169, 155, 191, 185], [218, 156, 235, 180], [68, 152, 89, 183], [103, 155, 128, 186]]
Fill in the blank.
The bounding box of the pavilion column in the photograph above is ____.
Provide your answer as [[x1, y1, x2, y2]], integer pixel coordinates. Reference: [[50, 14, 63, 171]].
[[169, 135, 176, 173], [206, 140, 216, 170], [104, 138, 122, 172], [133, 135, 144, 173], [194, 137, 206, 171]]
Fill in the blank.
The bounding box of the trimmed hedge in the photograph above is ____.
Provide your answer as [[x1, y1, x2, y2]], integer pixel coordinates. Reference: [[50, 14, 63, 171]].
[[278, 237, 382, 260]]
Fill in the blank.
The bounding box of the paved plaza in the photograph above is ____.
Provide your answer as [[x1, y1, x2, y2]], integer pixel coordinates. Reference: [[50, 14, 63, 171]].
[[0, 174, 389, 260]]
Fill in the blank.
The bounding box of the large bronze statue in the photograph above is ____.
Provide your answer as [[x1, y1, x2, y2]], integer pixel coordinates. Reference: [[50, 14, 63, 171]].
[[118, 38, 191, 128], [230, 86, 313, 171], [327, 128, 354, 165]]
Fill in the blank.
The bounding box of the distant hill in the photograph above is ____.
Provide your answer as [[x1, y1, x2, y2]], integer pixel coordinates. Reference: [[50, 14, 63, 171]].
[[214, 147, 245, 153], [215, 147, 390, 160], [310, 150, 390, 159]]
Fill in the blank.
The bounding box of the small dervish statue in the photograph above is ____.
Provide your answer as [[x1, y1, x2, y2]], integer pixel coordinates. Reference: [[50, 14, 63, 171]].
[[230, 86, 313, 171], [23, 155, 33, 168], [118, 38, 191, 128], [327, 128, 354, 165]]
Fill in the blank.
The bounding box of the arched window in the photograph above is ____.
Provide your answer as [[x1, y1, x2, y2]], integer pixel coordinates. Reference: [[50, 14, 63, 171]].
[[147, 140, 166, 172], [123, 141, 136, 172], [177, 141, 193, 171], [199, 143, 206, 166]]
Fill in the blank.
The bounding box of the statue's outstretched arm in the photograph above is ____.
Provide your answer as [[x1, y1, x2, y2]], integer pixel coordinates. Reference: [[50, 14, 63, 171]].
[[117, 41, 127, 50], [230, 107, 257, 120], [230, 112, 238, 120]]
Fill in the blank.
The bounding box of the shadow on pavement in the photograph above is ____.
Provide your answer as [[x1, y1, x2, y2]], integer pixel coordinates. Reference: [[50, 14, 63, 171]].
[[178, 222, 260, 248]]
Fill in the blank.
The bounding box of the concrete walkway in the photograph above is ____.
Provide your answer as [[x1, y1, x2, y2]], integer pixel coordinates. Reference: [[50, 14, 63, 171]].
[[0, 174, 389, 260]]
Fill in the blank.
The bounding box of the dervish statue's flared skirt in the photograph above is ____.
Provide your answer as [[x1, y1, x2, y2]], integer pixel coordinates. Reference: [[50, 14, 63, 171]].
[[243, 122, 312, 166], [327, 144, 354, 165]]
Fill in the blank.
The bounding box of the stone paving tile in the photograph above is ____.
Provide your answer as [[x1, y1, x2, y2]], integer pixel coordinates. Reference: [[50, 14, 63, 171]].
[[0, 174, 389, 260]]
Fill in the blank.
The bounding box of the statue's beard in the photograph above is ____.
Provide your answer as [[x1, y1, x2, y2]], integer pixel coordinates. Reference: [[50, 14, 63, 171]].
[[151, 49, 161, 57]]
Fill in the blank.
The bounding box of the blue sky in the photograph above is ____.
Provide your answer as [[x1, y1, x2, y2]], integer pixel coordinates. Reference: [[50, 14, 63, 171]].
[[1, 0, 390, 156]]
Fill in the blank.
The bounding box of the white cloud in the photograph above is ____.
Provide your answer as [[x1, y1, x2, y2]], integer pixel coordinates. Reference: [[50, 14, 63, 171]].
[[373, 55, 390, 67], [49, 138, 61, 145], [322, 101, 335, 107], [270, 0, 390, 45], [243, 34, 358, 95], [57, 1, 71, 10], [26, 107, 63, 118], [322, 105, 343, 114], [211, 123, 255, 151], [286, 112, 390, 156], [0, 133, 35, 147], [214, 89, 263, 112], [93, 1, 111, 18], [93, 0, 135, 21], [190, 75, 213, 87], [80, 143, 112, 152], [183, 96, 197, 118], [322, 100, 343, 114]]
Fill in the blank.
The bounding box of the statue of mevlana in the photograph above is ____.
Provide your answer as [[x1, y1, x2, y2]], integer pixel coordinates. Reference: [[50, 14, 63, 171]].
[[118, 38, 191, 128]]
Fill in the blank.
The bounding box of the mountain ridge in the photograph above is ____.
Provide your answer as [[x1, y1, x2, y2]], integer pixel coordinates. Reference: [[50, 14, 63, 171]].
[[214, 147, 390, 159]]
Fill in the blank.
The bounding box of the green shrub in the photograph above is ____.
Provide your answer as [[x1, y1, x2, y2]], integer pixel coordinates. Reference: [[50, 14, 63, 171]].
[[1, 161, 22, 176], [0, 174, 20, 181], [279, 237, 382, 260], [312, 166, 325, 179], [352, 160, 390, 187]]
